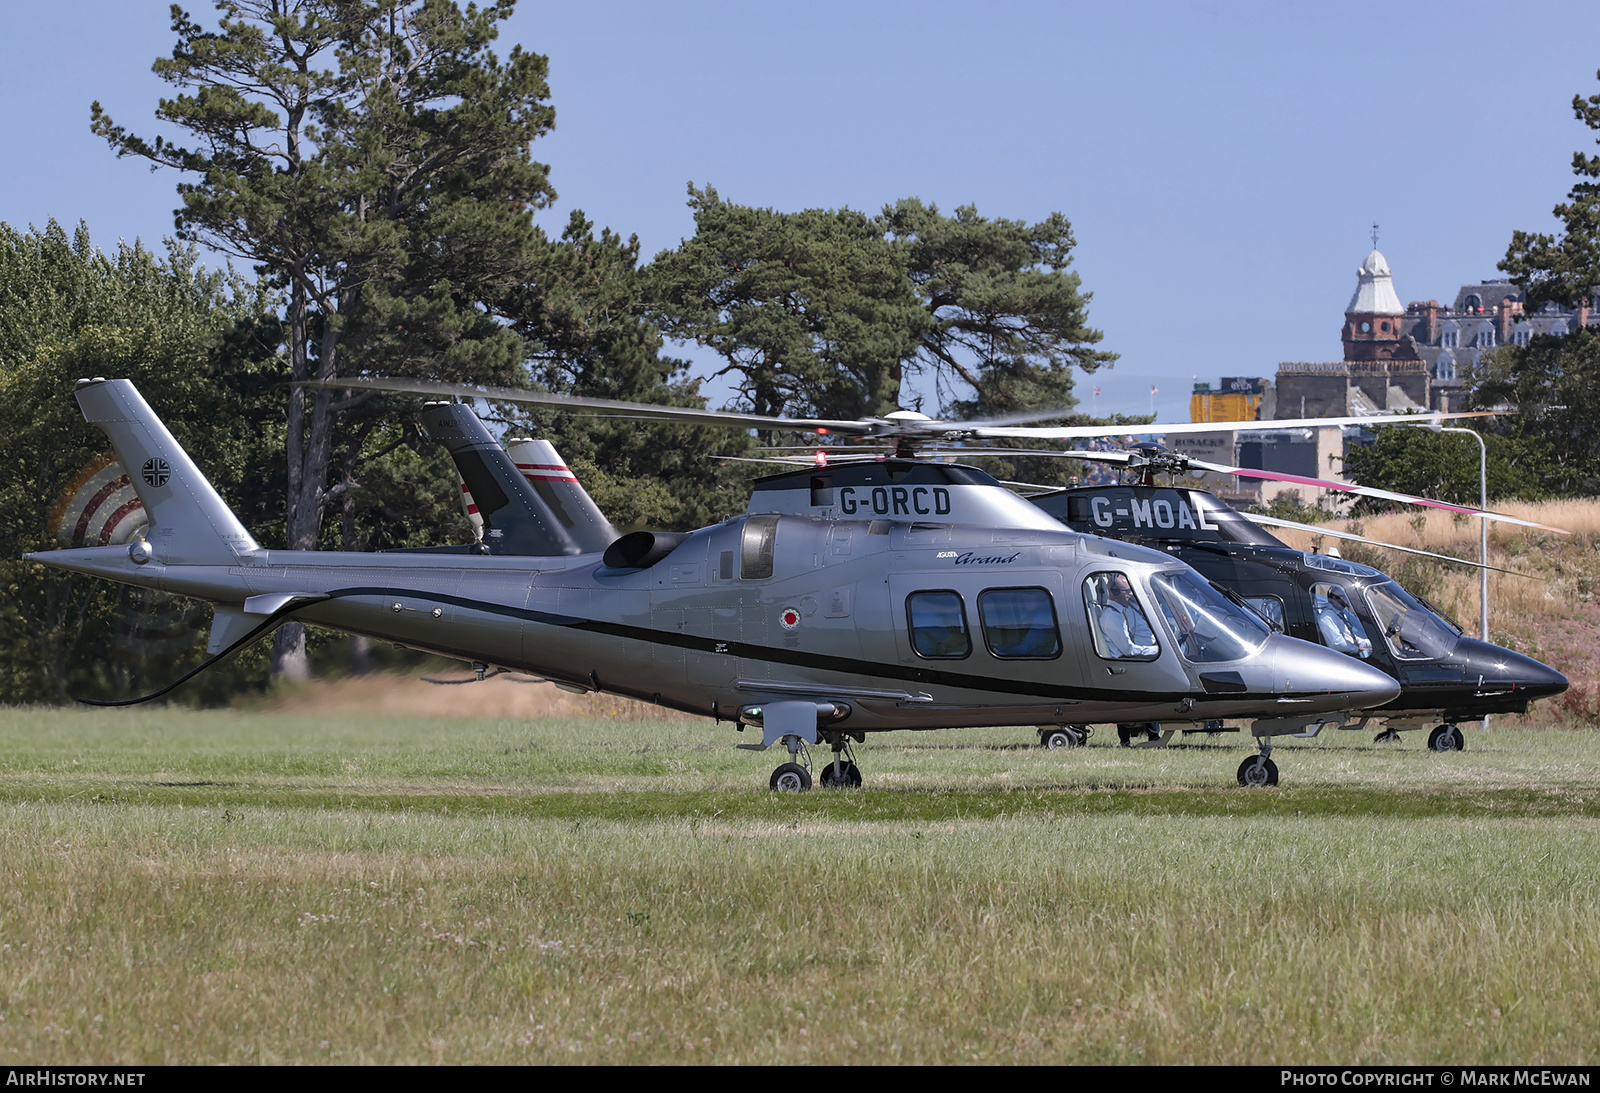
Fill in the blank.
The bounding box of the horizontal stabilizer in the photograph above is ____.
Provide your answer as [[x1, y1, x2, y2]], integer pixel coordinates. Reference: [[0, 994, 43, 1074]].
[[207, 606, 256, 655]]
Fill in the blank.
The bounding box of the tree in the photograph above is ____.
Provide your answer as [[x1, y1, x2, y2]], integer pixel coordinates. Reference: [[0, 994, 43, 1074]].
[[0, 220, 282, 702], [1465, 332, 1600, 496], [883, 198, 1117, 419], [510, 211, 752, 531], [647, 187, 1115, 423], [1488, 70, 1600, 496], [1500, 71, 1600, 308], [91, 0, 556, 676], [1339, 419, 1552, 510], [647, 186, 925, 421]]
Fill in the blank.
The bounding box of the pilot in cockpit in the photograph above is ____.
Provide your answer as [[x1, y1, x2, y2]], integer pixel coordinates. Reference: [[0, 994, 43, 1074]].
[[1315, 585, 1373, 659]]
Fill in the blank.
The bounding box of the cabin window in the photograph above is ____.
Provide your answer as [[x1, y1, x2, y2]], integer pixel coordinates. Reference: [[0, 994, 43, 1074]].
[[906, 591, 971, 659], [1083, 572, 1160, 661], [740, 515, 779, 579], [1311, 581, 1374, 659], [1242, 595, 1285, 632], [978, 587, 1061, 660]]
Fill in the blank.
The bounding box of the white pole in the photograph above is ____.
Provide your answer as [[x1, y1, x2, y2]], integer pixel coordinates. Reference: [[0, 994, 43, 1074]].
[[1436, 425, 1490, 640]]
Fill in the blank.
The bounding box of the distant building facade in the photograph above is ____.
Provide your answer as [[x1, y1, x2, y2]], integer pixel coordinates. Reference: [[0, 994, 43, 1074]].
[[1282, 247, 1599, 414], [1178, 244, 1599, 509]]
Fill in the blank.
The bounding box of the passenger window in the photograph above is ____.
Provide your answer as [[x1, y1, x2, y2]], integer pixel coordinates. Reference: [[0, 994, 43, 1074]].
[[1311, 582, 1373, 659], [978, 587, 1061, 659], [1243, 595, 1285, 633], [906, 591, 971, 659], [1083, 572, 1160, 661]]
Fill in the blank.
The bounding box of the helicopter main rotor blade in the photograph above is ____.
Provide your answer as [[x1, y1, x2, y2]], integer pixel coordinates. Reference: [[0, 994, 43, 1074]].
[[1242, 513, 1540, 577], [1182, 458, 1570, 534], [970, 409, 1504, 441], [304, 377, 878, 436]]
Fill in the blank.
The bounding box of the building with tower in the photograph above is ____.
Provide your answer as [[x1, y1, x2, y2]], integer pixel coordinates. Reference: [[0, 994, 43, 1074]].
[[1277, 241, 1599, 414], [1180, 239, 1600, 508]]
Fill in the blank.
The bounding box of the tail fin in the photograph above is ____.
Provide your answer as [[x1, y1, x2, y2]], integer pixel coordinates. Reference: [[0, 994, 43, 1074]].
[[73, 379, 258, 564], [421, 402, 606, 556], [504, 437, 616, 553]]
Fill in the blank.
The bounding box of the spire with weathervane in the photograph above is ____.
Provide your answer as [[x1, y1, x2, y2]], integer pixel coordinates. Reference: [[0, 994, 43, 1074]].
[[1342, 225, 1417, 362]]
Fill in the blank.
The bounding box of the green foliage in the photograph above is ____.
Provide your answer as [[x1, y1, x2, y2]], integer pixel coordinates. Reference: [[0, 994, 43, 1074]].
[[1500, 70, 1600, 309], [509, 211, 752, 532], [647, 187, 1115, 423], [1489, 72, 1600, 498], [884, 198, 1117, 419], [1339, 420, 1548, 511], [1466, 332, 1600, 497], [0, 221, 282, 703], [647, 186, 925, 420], [1244, 493, 1333, 525], [91, 0, 558, 561]]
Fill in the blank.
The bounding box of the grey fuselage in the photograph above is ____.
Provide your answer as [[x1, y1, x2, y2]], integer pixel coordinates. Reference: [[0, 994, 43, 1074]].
[[31, 381, 1399, 733], [43, 493, 1396, 733]]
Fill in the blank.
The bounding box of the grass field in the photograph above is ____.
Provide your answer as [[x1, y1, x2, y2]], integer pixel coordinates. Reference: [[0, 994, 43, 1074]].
[[0, 693, 1597, 1065]]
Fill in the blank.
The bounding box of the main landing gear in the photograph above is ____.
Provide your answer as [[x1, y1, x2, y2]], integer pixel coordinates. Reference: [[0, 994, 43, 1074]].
[[768, 731, 863, 792]]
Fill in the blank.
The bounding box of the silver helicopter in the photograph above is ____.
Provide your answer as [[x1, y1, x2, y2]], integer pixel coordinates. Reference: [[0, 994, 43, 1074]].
[[32, 377, 1419, 789]]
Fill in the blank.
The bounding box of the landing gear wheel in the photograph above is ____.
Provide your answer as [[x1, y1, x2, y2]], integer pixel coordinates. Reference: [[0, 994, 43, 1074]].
[[1236, 755, 1279, 787], [770, 763, 813, 792], [1428, 724, 1465, 752], [818, 760, 862, 788], [1041, 726, 1085, 750], [1374, 729, 1402, 744]]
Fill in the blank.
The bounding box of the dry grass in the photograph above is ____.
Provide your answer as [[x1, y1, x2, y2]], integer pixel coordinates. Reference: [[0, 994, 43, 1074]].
[[1266, 498, 1600, 721], [0, 706, 1598, 1064], [258, 670, 693, 722]]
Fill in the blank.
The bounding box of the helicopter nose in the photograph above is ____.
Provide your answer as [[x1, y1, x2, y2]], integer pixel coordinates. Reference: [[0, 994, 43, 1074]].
[[1457, 639, 1569, 701], [1272, 636, 1401, 710]]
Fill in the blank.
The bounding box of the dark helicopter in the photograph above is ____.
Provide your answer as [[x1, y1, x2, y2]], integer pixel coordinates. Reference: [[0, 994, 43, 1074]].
[[1019, 446, 1570, 751]]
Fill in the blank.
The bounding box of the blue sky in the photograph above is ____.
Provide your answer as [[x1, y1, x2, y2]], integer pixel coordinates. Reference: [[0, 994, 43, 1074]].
[[4, 1, 1597, 422]]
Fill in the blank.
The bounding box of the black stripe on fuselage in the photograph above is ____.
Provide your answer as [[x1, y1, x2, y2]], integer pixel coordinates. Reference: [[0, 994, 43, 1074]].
[[308, 585, 1338, 708]]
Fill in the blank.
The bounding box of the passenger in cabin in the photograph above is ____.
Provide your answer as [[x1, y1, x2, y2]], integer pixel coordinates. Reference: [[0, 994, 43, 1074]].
[[1098, 574, 1159, 659], [1314, 585, 1372, 659]]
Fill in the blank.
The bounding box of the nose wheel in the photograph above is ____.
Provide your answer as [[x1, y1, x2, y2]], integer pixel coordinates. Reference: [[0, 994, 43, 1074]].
[[1236, 754, 1279, 786], [1427, 724, 1465, 752], [1039, 725, 1088, 749]]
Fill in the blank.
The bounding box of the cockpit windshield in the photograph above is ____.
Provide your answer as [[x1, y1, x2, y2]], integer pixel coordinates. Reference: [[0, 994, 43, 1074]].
[[1149, 569, 1271, 663], [1364, 581, 1462, 660]]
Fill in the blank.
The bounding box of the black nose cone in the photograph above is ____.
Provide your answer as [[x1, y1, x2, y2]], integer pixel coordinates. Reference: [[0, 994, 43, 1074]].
[[1459, 640, 1569, 701]]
